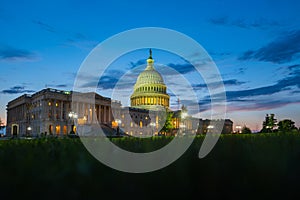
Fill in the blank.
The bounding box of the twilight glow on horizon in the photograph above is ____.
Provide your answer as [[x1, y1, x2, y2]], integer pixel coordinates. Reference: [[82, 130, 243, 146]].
[[0, 0, 299, 131]]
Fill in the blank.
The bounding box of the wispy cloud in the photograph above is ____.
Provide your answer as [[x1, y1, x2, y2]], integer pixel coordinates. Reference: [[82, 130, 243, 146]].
[[1, 86, 35, 94], [32, 19, 98, 50], [0, 45, 37, 61], [65, 37, 98, 50], [239, 30, 300, 63], [79, 70, 132, 90], [65, 31, 98, 50], [189, 66, 300, 114], [32, 20, 56, 33], [129, 59, 146, 68], [193, 79, 246, 89], [166, 63, 196, 74], [227, 98, 299, 112], [45, 84, 68, 88], [209, 16, 282, 29], [226, 70, 299, 100]]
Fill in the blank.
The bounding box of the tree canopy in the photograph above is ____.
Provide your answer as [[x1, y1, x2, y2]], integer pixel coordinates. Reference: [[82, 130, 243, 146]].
[[278, 119, 297, 133], [241, 126, 252, 134], [161, 112, 174, 134]]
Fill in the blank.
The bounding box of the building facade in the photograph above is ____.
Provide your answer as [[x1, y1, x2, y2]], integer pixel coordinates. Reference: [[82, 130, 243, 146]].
[[6, 50, 233, 137], [6, 88, 118, 137]]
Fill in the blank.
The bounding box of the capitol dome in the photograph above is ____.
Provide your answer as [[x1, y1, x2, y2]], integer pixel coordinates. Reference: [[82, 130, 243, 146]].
[[130, 49, 170, 110]]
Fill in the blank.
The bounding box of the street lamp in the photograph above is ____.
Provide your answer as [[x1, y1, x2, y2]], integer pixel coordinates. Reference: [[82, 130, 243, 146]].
[[181, 112, 187, 119], [115, 119, 121, 136], [150, 122, 156, 136], [207, 125, 214, 134], [180, 110, 188, 135], [235, 125, 242, 134], [179, 123, 186, 135], [68, 111, 78, 134], [27, 126, 32, 137]]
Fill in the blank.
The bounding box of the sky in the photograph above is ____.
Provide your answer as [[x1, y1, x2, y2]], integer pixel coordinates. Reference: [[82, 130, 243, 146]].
[[0, 0, 300, 132]]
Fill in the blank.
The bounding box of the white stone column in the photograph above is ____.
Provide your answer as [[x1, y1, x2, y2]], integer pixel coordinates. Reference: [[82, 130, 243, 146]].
[[53, 100, 56, 121], [99, 106, 102, 123], [82, 103, 86, 120], [103, 106, 107, 124], [60, 101, 63, 121], [87, 104, 91, 124], [108, 106, 111, 124]]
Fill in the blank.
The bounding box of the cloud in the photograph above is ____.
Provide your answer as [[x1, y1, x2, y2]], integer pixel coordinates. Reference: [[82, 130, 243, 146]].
[[1, 86, 35, 94], [224, 70, 299, 101], [32, 19, 98, 50], [0, 45, 37, 61], [226, 98, 299, 112], [98, 75, 120, 89], [209, 16, 281, 29], [193, 79, 246, 89], [129, 59, 197, 74], [130, 59, 146, 68], [166, 63, 196, 74], [79, 69, 132, 90], [65, 32, 98, 50], [45, 84, 68, 88], [65, 38, 98, 50], [187, 69, 300, 114], [32, 20, 56, 33], [239, 30, 300, 63], [287, 64, 300, 71], [209, 16, 229, 26]]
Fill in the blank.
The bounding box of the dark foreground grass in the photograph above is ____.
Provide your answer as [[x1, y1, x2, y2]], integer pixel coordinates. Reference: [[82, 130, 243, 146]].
[[1, 133, 300, 199]]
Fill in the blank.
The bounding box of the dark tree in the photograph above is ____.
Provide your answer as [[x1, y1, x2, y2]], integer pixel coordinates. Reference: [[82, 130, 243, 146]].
[[161, 112, 174, 134], [241, 125, 252, 134], [278, 119, 297, 133], [261, 114, 277, 133]]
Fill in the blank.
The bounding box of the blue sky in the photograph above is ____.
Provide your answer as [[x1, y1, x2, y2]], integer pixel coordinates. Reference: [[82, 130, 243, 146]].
[[0, 0, 300, 131]]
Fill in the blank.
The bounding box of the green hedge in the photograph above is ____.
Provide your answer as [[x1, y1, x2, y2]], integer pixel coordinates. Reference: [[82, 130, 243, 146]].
[[1, 133, 300, 199]]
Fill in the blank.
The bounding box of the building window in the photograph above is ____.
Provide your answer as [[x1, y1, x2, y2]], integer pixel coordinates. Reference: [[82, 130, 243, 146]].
[[63, 126, 67, 135], [49, 125, 53, 134], [55, 125, 60, 135], [130, 122, 133, 127], [140, 121, 143, 128]]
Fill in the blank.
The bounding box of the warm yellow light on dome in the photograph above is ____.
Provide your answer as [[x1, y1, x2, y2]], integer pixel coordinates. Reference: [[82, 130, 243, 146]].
[[130, 49, 170, 110]]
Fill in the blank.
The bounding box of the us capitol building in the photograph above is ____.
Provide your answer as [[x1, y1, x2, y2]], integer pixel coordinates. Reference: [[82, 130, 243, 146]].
[[6, 50, 233, 137]]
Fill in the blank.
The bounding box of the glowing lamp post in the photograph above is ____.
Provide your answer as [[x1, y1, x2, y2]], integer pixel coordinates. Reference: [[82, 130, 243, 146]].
[[235, 125, 242, 134], [150, 122, 156, 136], [180, 111, 188, 135], [115, 119, 121, 136], [68, 112, 78, 134], [27, 126, 32, 137], [207, 125, 214, 133]]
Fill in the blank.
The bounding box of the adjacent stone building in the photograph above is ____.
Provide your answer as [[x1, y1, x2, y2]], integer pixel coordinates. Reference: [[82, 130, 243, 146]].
[[6, 88, 118, 137]]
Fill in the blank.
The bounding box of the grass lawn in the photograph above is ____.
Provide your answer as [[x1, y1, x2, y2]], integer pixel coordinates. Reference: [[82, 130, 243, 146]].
[[0, 133, 300, 199]]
